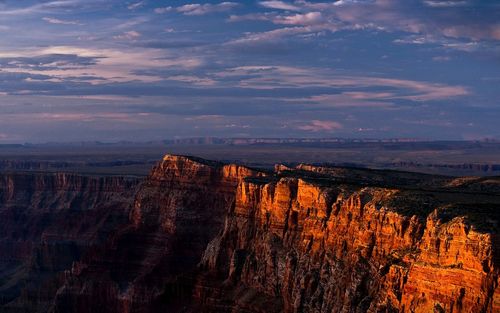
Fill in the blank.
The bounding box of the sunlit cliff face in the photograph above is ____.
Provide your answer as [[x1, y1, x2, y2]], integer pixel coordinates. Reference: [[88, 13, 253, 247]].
[[0, 1, 499, 142]]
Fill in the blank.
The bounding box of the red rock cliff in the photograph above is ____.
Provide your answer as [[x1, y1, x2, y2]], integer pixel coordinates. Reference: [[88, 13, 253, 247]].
[[197, 174, 500, 312]]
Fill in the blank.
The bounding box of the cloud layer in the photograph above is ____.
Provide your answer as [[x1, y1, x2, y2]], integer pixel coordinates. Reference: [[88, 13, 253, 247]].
[[0, 0, 498, 142]]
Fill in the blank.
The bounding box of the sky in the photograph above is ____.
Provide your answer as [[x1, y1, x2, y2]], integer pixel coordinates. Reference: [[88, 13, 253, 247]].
[[0, 0, 499, 142]]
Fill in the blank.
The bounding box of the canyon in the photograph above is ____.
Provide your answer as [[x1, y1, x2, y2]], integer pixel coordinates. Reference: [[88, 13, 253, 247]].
[[0, 155, 499, 312]]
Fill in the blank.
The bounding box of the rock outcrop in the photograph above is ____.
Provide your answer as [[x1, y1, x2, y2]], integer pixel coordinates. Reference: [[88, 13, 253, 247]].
[[1, 155, 499, 312]]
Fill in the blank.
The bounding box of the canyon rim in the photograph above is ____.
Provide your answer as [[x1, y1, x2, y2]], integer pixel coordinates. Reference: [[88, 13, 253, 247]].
[[0, 155, 499, 312]]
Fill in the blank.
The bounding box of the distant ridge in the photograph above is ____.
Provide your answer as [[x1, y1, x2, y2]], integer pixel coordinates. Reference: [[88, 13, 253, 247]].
[[4, 138, 500, 146], [163, 137, 426, 145]]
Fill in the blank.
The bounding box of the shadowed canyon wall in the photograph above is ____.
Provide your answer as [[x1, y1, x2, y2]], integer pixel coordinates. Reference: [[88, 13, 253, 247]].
[[0, 172, 141, 312], [1, 155, 499, 312]]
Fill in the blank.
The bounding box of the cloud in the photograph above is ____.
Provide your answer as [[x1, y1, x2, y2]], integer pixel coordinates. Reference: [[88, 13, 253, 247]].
[[273, 12, 324, 26], [423, 1, 469, 7], [0, 54, 101, 71], [228, 10, 338, 43], [216, 66, 469, 101], [26, 112, 138, 122], [155, 2, 242, 16], [176, 2, 238, 16], [297, 93, 394, 108], [166, 75, 217, 86], [0, 0, 495, 142], [259, 1, 302, 11], [228, 12, 277, 22], [237, 0, 500, 44], [333, 0, 375, 6], [127, 1, 145, 10], [0, 0, 110, 16], [440, 24, 500, 41], [228, 27, 306, 44], [393, 35, 437, 45], [42, 17, 82, 25], [137, 39, 208, 49], [112, 16, 150, 31], [154, 6, 173, 14], [113, 30, 141, 40], [0, 46, 204, 90], [298, 120, 343, 132], [393, 34, 487, 52]]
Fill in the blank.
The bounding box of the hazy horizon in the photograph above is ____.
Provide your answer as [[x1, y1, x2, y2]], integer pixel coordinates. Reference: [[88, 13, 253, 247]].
[[1, 137, 500, 146]]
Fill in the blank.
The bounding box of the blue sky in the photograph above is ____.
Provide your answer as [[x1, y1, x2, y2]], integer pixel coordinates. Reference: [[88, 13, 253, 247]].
[[0, 0, 499, 142]]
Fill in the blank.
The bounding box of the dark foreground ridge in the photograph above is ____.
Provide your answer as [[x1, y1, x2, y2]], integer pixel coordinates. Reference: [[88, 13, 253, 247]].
[[0, 155, 499, 312]]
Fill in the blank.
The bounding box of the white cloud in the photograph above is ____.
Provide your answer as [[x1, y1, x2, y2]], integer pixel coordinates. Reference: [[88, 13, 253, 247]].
[[0, 46, 204, 84], [166, 75, 217, 86], [0, 0, 108, 16], [298, 120, 343, 132], [42, 17, 82, 25], [332, 0, 373, 6], [228, 27, 306, 44], [227, 25, 337, 45], [114, 16, 149, 30], [127, 1, 145, 10], [154, 6, 173, 14], [216, 66, 469, 101], [273, 12, 323, 26], [423, 1, 468, 7], [243, 0, 500, 43], [259, 1, 302, 11], [228, 12, 277, 22], [113, 30, 141, 40], [177, 2, 238, 16]]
